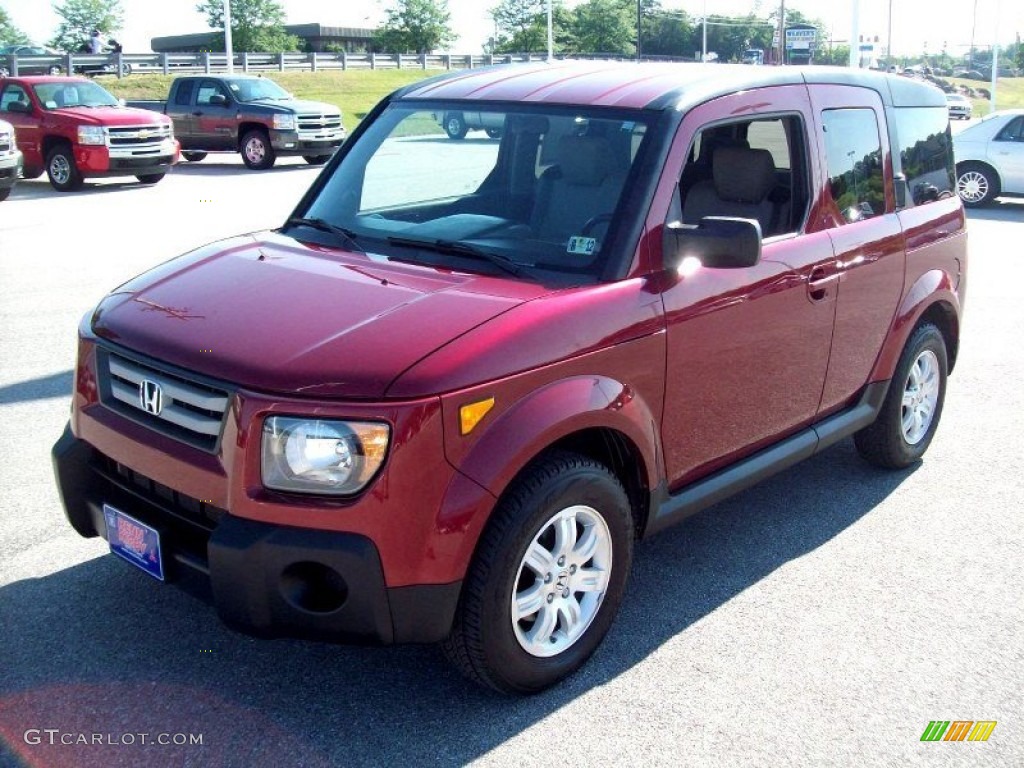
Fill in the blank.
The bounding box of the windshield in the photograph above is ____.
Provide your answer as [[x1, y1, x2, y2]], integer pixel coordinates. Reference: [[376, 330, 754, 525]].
[[226, 78, 291, 102], [296, 102, 651, 284], [33, 82, 118, 109]]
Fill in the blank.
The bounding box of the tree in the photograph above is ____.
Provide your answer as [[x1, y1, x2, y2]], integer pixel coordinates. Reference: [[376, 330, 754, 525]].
[[640, 2, 693, 58], [492, 0, 545, 53], [48, 0, 122, 52], [375, 0, 455, 54], [196, 0, 299, 53], [570, 0, 635, 56], [1, 6, 30, 45]]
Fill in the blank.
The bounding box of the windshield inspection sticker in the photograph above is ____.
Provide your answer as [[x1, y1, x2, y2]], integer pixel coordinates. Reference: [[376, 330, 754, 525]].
[[567, 236, 597, 256]]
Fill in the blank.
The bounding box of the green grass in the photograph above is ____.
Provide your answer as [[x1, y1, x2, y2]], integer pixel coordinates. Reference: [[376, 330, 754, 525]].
[[945, 76, 1024, 113], [98, 70, 442, 132]]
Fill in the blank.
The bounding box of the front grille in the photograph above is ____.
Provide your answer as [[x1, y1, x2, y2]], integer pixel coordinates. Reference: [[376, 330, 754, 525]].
[[297, 113, 342, 133], [0, 135, 11, 154], [0, 167, 16, 179], [108, 124, 172, 147], [98, 348, 230, 452]]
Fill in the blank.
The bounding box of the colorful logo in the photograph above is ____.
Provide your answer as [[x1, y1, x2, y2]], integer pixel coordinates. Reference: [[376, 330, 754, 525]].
[[920, 721, 997, 742]]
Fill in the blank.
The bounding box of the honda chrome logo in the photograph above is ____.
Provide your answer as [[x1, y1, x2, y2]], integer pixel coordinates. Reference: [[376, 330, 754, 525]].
[[139, 379, 163, 416]]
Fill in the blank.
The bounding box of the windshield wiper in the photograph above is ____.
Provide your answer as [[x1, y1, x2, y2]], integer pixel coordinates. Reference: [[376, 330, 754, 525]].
[[386, 236, 529, 278], [284, 217, 363, 253]]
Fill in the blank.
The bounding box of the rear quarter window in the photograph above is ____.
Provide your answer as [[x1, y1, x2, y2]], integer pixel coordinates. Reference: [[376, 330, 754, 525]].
[[822, 108, 886, 223], [893, 106, 955, 206]]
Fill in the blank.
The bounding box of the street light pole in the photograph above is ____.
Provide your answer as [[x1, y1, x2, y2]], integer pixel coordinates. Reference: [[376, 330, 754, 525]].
[[547, 0, 553, 61], [637, 0, 642, 61], [776, 0, 785, 65], [702, 0, 708, 62], [223, 0, 233, 73], [849, 0, 860, 68]]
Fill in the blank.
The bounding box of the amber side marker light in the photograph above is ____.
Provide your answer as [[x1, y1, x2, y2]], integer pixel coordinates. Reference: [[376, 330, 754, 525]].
[[460, 397, 495, 435]]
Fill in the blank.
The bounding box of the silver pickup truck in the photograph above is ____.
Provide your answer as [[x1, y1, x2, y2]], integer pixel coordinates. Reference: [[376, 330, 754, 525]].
[[433, 109, 505, 139]]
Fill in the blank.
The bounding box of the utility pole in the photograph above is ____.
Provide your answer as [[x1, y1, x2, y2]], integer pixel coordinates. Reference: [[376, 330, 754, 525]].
[[547, 0, 553, 61], [969, 0, 978, 67], [886, 0, 893, 69], [703, 0, 708, 62], [991, 0, 1000, 113], [223, 0, 233, 74], [776, 0, 785, 65], [849, 0, 860, 68], [637, 0, 642, 61]]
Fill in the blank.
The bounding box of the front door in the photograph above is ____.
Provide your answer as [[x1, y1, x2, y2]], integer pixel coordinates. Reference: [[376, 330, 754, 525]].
[[989, 115, 1024, 194], [655, 85, 839, 488], [193, 80, 235, 150], [0, 82, 41, 171]]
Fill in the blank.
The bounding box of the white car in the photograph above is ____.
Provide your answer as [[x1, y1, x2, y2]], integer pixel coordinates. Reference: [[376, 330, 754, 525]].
[[946, 93, 972, 120], [953, 109, 1024, 206]]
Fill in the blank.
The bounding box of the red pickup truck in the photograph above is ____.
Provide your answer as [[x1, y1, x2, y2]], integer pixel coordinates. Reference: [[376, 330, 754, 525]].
[[53, 63, 966, 693], [0, 75, 178, 191]]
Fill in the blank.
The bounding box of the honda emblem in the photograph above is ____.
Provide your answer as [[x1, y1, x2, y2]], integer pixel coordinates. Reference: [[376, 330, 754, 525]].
[[139, 379, 163, 416]]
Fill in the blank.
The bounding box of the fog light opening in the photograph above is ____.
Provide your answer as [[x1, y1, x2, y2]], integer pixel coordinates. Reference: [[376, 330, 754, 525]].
[[280, 561, 348, 614]]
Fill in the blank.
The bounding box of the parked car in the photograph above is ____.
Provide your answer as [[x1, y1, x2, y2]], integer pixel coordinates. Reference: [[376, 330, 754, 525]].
[[433, 108, 504, 139], [54, 63, 966, 694], [127, 75, 345, 169], [0, 75, 179, 191], [0, 45, 63, 77], [953, 108, 1024, 206], [946, 92, 972, 120], [0, 117, 23, 200]]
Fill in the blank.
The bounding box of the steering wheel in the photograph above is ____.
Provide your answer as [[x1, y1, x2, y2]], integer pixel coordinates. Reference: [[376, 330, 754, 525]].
[[581, 213, 613, 237]]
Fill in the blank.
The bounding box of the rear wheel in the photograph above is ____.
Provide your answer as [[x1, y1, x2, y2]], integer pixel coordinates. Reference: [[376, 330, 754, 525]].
[[182, 151, 207, 162], [240, 129, 276, 170], [47, 65, 62, 75], [855, 323, 948, 469], [485, 128, 502, 139], [45, 145, 83, 191], [0, 188, 11, 202], [136, 173, 165, 184], [442, 451, 633, 694], [956, 162, 999, 207]]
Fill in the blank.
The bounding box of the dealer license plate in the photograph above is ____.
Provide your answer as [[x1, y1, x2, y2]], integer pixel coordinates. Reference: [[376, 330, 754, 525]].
[[103, 504, 164, 581]]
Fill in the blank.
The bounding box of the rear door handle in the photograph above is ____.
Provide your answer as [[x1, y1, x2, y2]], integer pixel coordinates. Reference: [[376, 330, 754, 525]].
[[192, 111, 203, 116]]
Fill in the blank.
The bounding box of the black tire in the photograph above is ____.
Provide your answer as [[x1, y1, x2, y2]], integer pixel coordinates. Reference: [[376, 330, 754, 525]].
[[443, 112, 468, 140], [136, 173, 165, 184], [956, 162, 999, 208], [21, 168, 43, 180], [182, 151, 207, 162], [47, 65, 62, 75], [442, 451, 634, 694], [302, 155, 329, 165], [240, 129, 276, 170], [45, 145, 83, 191], [0, 187, 10, 202], [485, 128, 502, 139], [855, 323, 948, 469]]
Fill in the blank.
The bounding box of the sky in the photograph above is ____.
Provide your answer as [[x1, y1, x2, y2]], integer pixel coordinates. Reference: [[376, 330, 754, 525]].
[[2, 0, 1019, 57]]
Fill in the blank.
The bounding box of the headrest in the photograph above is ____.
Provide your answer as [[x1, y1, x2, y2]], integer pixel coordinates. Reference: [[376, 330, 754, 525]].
[[557, 135, 614, 187], [713, 147, 776, 203]]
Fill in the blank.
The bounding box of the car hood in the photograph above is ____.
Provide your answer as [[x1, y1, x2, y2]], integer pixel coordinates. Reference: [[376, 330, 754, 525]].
[[90, 232, 543, 398], [54, 106, 171, 126]]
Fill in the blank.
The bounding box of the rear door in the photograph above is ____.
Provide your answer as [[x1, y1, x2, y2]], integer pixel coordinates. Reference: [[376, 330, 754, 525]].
[[167, 79, 197, 146], [809, 86, 906, 415], [989, 115, 1024, 194]]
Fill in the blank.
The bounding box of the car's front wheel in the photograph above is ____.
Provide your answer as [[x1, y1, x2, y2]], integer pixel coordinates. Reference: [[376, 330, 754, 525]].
[[240, 129, 276, 170], [135, 173, 165, 184], [182, 152, 207, 162], [956, 162, 999, 207], [443, 451, 633, 694], [46, 145, 83, 191], [443, 112, 468, 140], [855, 322, 948, 469]]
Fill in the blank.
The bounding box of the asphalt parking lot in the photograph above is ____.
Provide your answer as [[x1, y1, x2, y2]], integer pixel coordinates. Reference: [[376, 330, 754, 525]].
[[0, 155, 1021, 768]]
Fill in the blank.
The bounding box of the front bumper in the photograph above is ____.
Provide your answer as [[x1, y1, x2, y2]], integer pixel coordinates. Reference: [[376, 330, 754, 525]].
[[52, 425, 461, 644], [75, 140, 180, 177], [0, 150, 22, 189], [269, 129, 346, 156]]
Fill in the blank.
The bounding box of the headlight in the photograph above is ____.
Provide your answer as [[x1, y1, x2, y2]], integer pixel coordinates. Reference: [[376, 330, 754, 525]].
[[261, 417, 390, 495], [272, 113, 296, 131], [77, 126, 106, 145]]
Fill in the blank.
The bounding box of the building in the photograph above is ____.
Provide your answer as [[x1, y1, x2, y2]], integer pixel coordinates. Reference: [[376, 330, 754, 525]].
[[151, 24, 374, 53]]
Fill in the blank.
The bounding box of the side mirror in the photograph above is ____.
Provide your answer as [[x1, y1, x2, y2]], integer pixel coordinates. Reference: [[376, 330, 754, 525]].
[[209, 94, 228, 106], [118, 98, 126, 107], [663, 216, 762, 270], [6, 100, 31, 114]]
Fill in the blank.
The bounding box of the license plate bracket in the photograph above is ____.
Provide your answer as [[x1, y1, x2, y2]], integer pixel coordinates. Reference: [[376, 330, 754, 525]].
[[103, 503, 165, 581]]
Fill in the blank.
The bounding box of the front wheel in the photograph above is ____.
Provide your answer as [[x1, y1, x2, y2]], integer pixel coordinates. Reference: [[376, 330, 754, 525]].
[[302, 155, 330, 165], [240, 129, 276, 170], [956, 162, 999, 207], [0, 188, 10, 202], [442, 451, 633, 694], [47, 65, 62, 75], [46, 145, 83, 191], [855, 323, 948, 469], [182, 151, 207, 162], [443, 112, 468, 140], [485, 128, 502, 139], [136, 173, 165, 184]]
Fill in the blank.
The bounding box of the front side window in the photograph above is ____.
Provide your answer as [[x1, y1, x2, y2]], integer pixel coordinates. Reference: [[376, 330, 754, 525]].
[[0, 84, 30, 112], [196, 82, 228, 106], [822, 108, 886, 223], [893, 106, 955, 206], [995, 116, 1024, 142], [296, 103, 653, 284]]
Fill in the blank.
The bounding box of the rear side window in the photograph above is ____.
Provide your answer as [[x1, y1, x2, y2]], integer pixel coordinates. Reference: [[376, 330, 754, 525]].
[[174, 80, 195, 106], [822, 108, 885, 223], [995, 115, 1024, 142], [893, 107, 955, 206]]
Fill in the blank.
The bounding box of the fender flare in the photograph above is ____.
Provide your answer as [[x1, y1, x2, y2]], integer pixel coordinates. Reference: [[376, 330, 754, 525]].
[[870, 268, 961, 381]]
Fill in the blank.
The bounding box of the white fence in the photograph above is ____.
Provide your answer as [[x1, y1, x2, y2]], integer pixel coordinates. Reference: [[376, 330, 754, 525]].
[[1, 51, 563, 79]]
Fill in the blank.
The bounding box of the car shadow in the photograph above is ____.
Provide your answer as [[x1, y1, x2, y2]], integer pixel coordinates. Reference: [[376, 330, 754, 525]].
[[0, 439, 913, 766], [170, 160, 323, 177], [0, 370, 73, 405], [964, 199, 1024, 221], [10, 178, 168, 201]]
